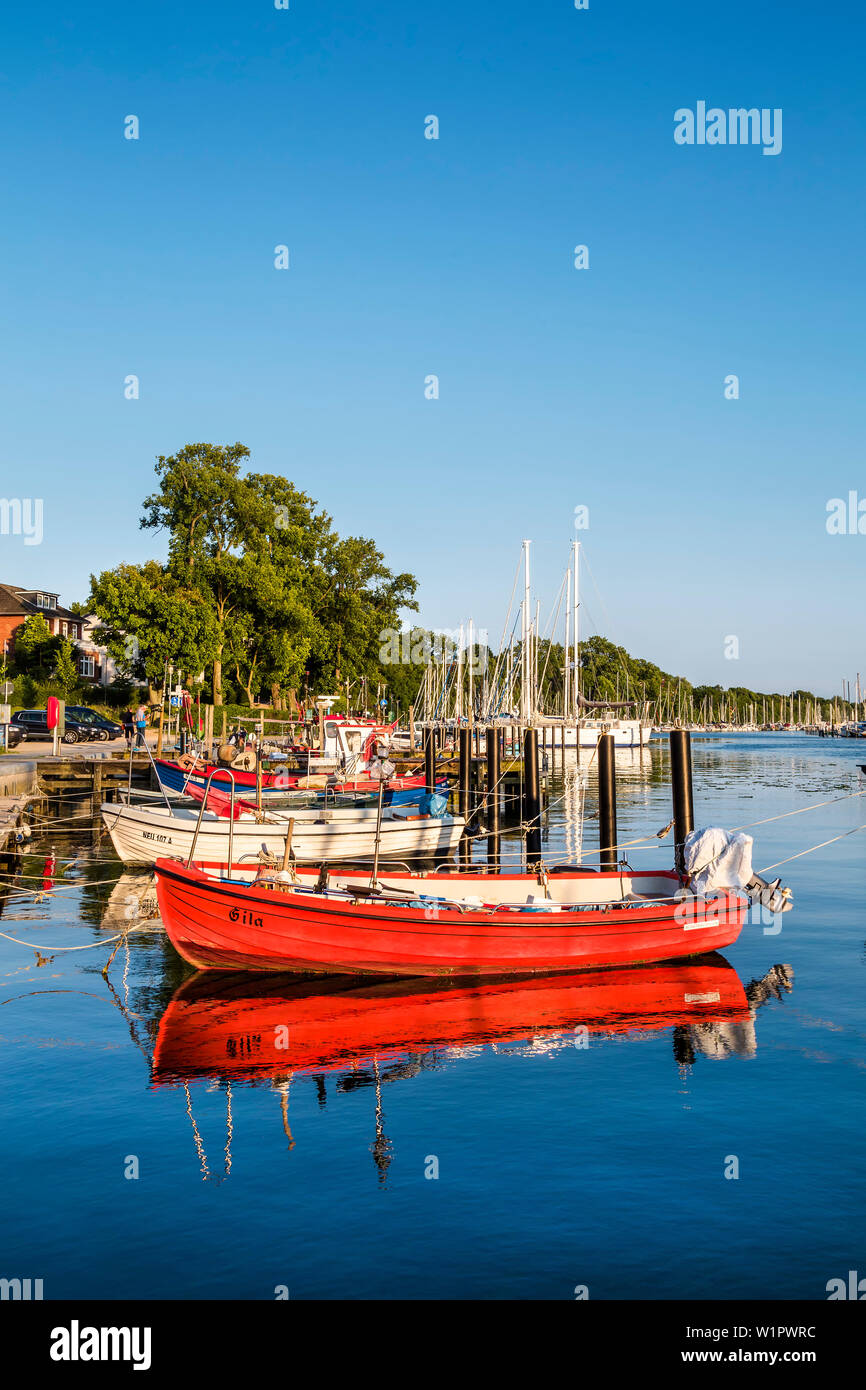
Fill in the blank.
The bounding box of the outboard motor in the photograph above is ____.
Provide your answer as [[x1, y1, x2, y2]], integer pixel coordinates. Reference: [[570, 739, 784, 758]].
[[746, 874, 793, 914]]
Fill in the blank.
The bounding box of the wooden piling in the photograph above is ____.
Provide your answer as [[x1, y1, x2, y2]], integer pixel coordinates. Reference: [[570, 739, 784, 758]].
[[458, 727, 471, 822], [485, 726, 500, 836], [523, 727, 542, 867], [425, 730, 436, 797], [670, 729, 695, 876], [598, 733, 617, 871]]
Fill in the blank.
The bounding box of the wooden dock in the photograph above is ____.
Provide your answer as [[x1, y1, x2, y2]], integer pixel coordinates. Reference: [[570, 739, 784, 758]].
[[34, 754, 153, 796]]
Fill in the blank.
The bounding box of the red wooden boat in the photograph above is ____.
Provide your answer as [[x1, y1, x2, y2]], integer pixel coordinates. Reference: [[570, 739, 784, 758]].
[[153, 858, 748, 976], [151, 956, 749, 1082]]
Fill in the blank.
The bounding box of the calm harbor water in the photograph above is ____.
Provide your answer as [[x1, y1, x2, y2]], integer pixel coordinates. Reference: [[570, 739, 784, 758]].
[[1, 733, 864, 1300]]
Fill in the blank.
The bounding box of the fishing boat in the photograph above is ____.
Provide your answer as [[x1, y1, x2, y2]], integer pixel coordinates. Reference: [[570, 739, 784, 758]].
[[101, 796, 464, 867], [154, 758, 439, 805], [151, 955, 750, 1082], [156, 715, 405, 793], [153, 857, 749, 975]]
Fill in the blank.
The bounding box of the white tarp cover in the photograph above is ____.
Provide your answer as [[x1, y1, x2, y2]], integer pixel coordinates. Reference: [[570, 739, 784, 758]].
[[683, 827, 754, 896]]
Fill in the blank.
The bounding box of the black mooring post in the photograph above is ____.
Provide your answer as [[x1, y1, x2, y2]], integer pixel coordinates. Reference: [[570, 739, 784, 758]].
[[458, 726, 471, 822], [424, 729, 436, 797], [486, 726, 500, 834], [486, 726, 501, 868], [598, 732, 617, 871], [670, 729, 695, 876], [523, 727, 542, 866]]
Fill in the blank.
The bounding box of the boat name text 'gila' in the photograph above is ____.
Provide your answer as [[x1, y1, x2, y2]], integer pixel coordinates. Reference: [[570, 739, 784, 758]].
[[229, 908, 264, 928]]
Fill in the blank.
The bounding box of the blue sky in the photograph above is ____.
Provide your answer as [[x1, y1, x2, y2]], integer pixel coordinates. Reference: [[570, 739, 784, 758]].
[[1, 0, 863, 695]]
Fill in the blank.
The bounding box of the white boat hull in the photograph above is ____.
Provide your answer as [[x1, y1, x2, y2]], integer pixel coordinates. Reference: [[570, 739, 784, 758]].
[[541, 720, 650, 748], [100, 801, 465, 867]]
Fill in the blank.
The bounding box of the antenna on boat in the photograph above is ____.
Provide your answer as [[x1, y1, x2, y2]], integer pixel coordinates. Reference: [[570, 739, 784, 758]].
[[369, 774, 386, 891]]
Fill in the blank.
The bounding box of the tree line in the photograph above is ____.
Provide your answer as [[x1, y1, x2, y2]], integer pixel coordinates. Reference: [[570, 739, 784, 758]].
[[4, 446, 852, 724], [89, 443, 417, 709]]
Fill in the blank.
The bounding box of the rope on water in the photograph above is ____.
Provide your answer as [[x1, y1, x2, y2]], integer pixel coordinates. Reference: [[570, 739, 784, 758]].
[[26, 807, 113, 829], [0, 870, 130, 899], [757, 821, 866, 874], [733, 786, 866, 833], [0, 923, 152, 952]]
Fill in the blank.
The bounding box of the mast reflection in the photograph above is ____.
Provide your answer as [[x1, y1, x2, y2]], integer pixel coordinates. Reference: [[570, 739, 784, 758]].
[[152, 956, 791, 1183]]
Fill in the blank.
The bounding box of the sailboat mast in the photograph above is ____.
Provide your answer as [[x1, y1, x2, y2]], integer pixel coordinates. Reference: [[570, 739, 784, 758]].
[[564, 565, 572, 720], [572, 538, 580, 718], [521, 540, 531, 724], [468, 618, 474, 726], [534, 600, 540, 718]]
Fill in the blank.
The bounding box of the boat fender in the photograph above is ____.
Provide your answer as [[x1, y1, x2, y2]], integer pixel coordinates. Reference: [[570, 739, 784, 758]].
[[255, 866, 295, 888]]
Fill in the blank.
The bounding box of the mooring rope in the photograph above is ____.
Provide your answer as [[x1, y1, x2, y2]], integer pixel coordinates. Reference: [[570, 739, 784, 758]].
[[0, 922, 152, 951], [26, 807, 115, 829], [0, 870, 130, 900], [757, 821, 866, 874], [732, 787, 866, 833]]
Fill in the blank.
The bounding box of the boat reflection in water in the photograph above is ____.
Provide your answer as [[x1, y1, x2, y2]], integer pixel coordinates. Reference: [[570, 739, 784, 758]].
[[674, 962, 793, 1064], [152, 957, 792, 1183]]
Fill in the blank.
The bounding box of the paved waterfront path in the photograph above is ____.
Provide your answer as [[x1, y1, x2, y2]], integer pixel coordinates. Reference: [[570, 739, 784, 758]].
[[6, 732, 158, 758]]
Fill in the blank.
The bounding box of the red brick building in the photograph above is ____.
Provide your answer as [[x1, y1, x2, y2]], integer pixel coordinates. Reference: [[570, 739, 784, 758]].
[[0, 584, 85, 659]]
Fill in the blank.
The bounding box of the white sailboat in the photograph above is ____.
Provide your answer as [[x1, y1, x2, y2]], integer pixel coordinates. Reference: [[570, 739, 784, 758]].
[[526, 538, 650, 747]]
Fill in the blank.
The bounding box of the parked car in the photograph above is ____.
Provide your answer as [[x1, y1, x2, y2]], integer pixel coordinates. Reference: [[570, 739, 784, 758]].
[[65, 706, 124, 741], [10, 709, 102, 745], [3, 723, 24, 750]]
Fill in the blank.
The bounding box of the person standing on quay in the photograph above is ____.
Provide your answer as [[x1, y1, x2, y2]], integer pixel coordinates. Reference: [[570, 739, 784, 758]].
[[121, 709, 134, 748], [135, 702, 148, 748]]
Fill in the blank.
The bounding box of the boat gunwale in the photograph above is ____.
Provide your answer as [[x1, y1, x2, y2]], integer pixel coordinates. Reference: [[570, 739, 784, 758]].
[[154, 858, 747, 931]]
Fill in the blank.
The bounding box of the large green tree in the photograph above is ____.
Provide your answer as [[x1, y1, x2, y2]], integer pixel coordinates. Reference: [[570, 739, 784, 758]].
[[88, 561, 219, 691], [136, 445, 418, 707], [13, 614, 59, 678], [141, 443, 259, 703]]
